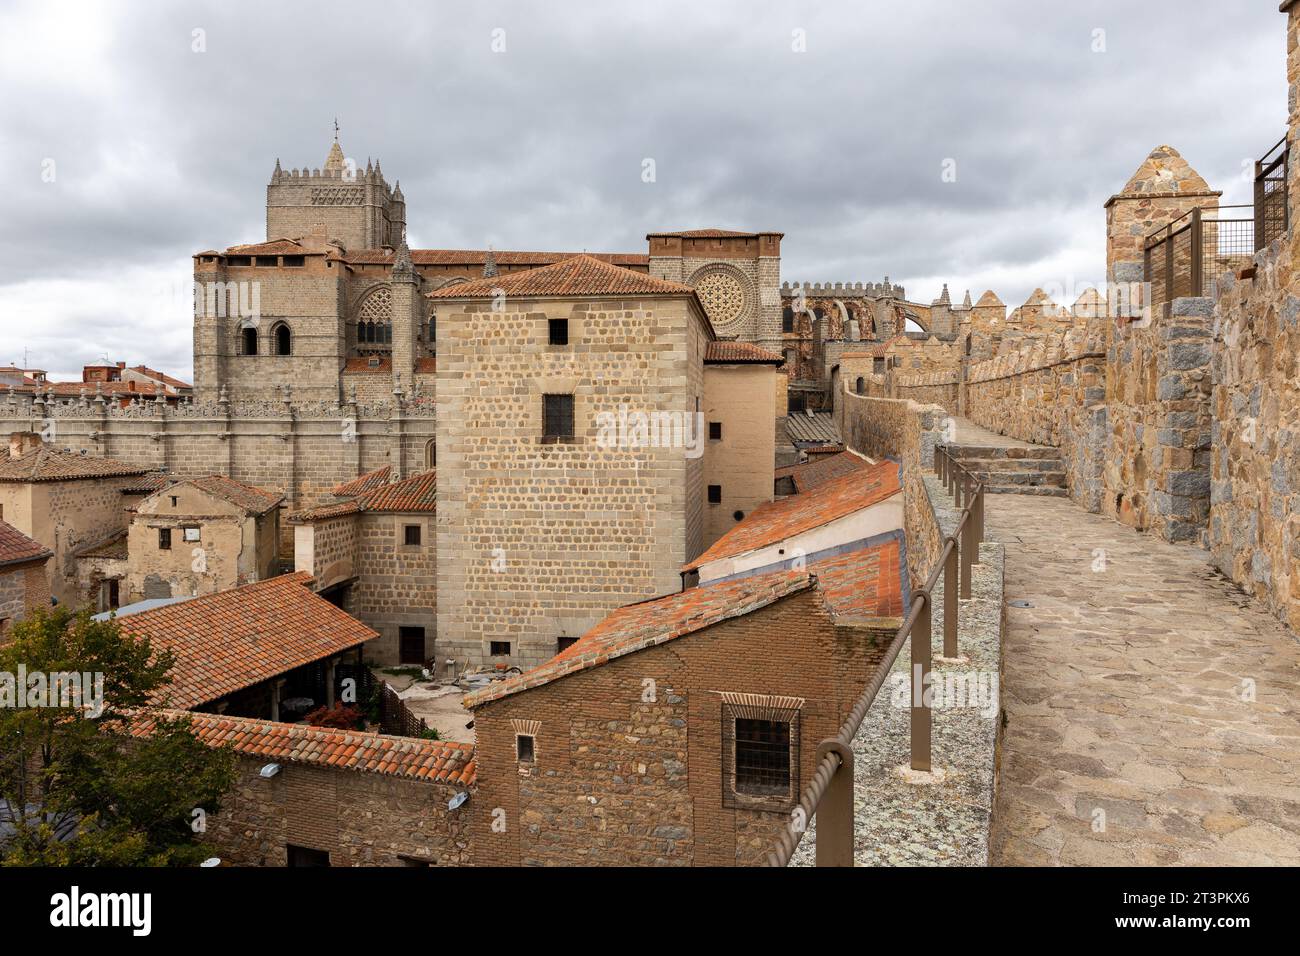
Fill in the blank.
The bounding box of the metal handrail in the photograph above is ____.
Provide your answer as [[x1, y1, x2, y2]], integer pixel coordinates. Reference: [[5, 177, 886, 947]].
[[763, 444, 985, 867]]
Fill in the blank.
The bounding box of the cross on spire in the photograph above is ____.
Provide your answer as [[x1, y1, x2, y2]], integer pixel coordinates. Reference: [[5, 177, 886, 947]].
[[333, 117, 340, 142]]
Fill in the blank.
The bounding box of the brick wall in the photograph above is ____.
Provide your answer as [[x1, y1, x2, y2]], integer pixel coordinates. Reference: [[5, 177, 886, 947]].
[[470, 587, 892, 866]]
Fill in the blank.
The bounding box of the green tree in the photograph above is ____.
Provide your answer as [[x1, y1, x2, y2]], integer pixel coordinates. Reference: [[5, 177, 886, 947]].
[[0, 606, 235, 866]]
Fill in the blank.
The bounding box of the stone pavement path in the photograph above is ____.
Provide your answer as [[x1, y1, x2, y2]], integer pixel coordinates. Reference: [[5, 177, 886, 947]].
[[987, 494, 1300, 866]]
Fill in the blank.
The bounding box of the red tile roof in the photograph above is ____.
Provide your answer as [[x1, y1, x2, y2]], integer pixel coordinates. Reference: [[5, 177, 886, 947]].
[[802, 444, 846, 455], [332, 465, 391, 497], [343, 356, 391, 374], [0, 447, 150, 483], [465, 572, 818, 708], [705, 341, 784, 364], [290, 470, 435, 522], [74, 529, 128, 561], [120, 472, 175, 495], [465, 539, 904, 708], [346, 248, 648, 267], [118, 572, 378, 710], [684, 460, 901, 572], [426, 254, 698, 300], [131, 710, 476, 785], [221, 239, 321, 257], [415, 357, 436, 374], [646, 229, 783, 238], [0, 520, 51, 568], [774, 450, 872, 494], [183, 475, 283, 515]]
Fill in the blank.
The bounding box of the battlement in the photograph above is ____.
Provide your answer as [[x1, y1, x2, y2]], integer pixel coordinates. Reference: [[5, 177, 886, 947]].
[[781, 279, 907, 299]]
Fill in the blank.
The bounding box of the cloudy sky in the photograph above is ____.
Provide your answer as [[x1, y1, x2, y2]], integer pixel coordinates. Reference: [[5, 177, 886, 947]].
[[0, 0, 1288, 381]]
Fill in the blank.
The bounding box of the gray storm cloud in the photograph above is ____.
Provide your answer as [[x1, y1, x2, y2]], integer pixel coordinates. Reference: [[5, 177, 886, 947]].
[[0, 0, 1286, 379]]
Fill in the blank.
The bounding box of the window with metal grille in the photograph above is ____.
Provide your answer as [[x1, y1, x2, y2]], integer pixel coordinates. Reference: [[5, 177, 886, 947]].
[[709, 421, 722, 440], [734, 718, 791, 796], [403, 524, 421, 546], [542, 394, 574, 440], [548, 318, 569, 345], [707, 484, 721, 504], [158, 528, 171, 550]]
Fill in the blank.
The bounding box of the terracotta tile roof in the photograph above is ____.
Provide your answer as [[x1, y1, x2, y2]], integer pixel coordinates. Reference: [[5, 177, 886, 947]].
[[221, 239, 320, 257], [465, 539, 904, 708], [802, 443, 845, 455], [332, 465, 391, 497], [74, 529, 128, 561], [775, 450, 870, 494], [426, 254, 698, 300], [684, 460, 901, 572], [783, 412, 842, 445], [117, 572, 378, 710], [343, 356, 391, 373], [465, 572, 818, 708], [291, 470, 435, 522], [0, 447, 150, 483], [415, 357, 436, 373], [0, 520, 52, 567], [128, 365, 192, 389], [120, 472, 175, 495], [646, 228, 783, 238], [345, 248, 648, 267], [131, 710, 476, 786], [183, 475, 284, 515], [705, 341, 784, 364]]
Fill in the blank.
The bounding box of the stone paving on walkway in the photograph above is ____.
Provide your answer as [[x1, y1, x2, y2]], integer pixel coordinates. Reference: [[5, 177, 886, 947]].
[[987, 494, 1300, 866]]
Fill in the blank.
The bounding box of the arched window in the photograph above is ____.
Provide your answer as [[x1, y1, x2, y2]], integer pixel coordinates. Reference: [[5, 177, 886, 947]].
[[781, 306, 794, 334], [428, 315, 436, 348], [274, 323, 291, 356], [425, 438, 436, 469], [241, 325, 258, 356], [856, 376, 866, 394]]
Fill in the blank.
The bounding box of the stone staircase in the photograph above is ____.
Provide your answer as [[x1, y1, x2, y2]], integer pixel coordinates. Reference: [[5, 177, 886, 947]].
[[945, 443, 1068, 497]]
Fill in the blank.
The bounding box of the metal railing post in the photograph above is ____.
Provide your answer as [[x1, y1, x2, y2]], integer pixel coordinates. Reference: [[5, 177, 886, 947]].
[[1190, 207, 1204, 297], [960, 509, 974, 600], [943, 540, 958, 659], [974, 486, 984, 559], [910, 593, 932, 772], [814, 740, 855, 867]]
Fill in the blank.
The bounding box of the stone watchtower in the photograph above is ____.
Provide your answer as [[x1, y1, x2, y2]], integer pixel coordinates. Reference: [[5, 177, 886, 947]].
[[647, 230, 783, 352], [266, 132, 406, 251]]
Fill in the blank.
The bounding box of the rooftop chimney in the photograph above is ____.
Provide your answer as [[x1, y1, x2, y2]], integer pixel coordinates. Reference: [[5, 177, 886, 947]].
[[9, 431, 42, 460]]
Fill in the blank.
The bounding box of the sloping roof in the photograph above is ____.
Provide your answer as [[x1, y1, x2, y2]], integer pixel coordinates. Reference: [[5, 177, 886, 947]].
[[684, 460, 901, 572], [426, 254, 698, 300], [128, 365, 192, 390], [182, 475, 283, 515], [346, 248, 648, 268], [332, 466, 391, 497], [646, 229, 783, 239], [131, 710, 476, 786], [705, 341, 784, 365], [783, 412, 842, 445], [0, 447, 150, 483], [775, 450, 872, 494], [465, 572, 817, 708], [74, 528, 128, 561], [117, 572, 378, 710], [0, 520, 51, 568], [465, 538, 905, 708], [120, 472, 175, 495], [290, 470, 435, 522], [221, 239, 321, 257], [343, 356, 391, 373]]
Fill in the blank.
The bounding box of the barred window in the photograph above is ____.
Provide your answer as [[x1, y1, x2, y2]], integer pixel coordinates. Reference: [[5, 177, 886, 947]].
[[734, 719, 791, 795], [542, 394, 574, 440]]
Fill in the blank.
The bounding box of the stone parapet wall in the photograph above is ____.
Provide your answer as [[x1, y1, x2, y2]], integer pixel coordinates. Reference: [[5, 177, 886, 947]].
[[836, 389, 944, 587], [1210, 239, 1300, 633], [1102, 298, 1214, 542]]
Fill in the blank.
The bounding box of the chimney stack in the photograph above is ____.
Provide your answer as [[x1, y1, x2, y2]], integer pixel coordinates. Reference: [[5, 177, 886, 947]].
[[9, 431, 42, 460]]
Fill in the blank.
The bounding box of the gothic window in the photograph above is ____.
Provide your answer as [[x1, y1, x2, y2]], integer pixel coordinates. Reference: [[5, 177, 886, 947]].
[[273, 322, 291, 356], [782, 306, 795, 333], [424, 438, 435, 469], [356, 286, 393, 350], [427, 315, 436, 349], [241, 325, 258, 356]]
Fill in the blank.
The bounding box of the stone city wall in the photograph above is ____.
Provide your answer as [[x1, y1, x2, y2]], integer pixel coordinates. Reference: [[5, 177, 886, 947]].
[[836, 388, 944, 588], [1210, 239, 1300, 633]]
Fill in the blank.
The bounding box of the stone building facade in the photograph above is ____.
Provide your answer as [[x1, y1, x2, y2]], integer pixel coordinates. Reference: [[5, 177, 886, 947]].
[[465, 556, 900, 867], [0, 520, 52, 638], [430, 257, 714, 669]]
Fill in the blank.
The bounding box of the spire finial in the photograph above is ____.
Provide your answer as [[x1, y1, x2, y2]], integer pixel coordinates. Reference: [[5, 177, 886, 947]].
[[334, 117, 340, 142]]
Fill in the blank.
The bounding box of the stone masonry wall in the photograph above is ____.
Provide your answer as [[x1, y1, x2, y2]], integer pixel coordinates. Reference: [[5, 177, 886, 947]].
[[835, 388, 944, 588], [1210, 238, 1300, 632], [204, 757, 471, 867]]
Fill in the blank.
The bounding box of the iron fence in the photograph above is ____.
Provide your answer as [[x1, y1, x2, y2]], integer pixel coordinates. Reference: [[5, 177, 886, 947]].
[[1143, 137, 1289, 312], [763, 447, 985, 866]]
